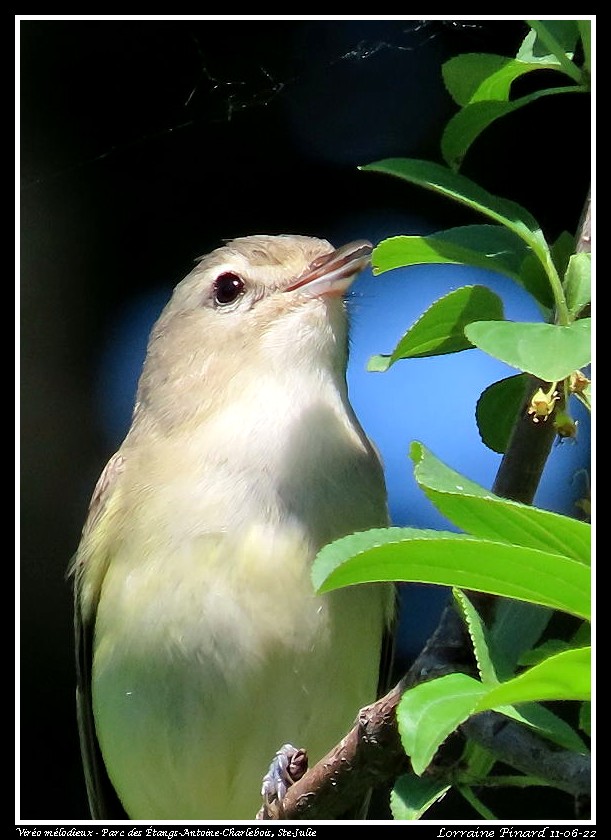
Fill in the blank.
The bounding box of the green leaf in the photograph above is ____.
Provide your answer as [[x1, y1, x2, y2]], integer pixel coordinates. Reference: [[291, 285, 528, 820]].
[[464, 318, 591, 381], [312, 528, 590, 619], [513, 231, 574, 313], [440, 44, 585, 168], [409, 440, 493, 498], [475, 373, 530, 454], [514, 230, 574, 313], [367, 285, 504, 371], [578, 21, 591, 75], [564, 252, 591, 317], [519, 21, 578, 62], [442, 53, 564, 106], [398, 648, 590, 773], [579, 702, 591, 736], [522, 21, 581, 81], [460, 608, 588, 752], [397, 672, 486, 774], [461, 738, 495, 780], [571, 622, 591, 647], [458, 787, 497, 821], [409, 442, 591, 564], [361, 158, 578, 322], [551, 230, 577, 278], [360, 159, 548, 256], [367, 355, 394, 373], [390, 774, 451, 820], [371, 225, 532, 280], [441, 88, 581, 170], [489, 600, 552, 679], [519, 639, 572, 666], [453, 589, 498, 684], [474, 647, 591, 707], [496, 701, 589, 754]]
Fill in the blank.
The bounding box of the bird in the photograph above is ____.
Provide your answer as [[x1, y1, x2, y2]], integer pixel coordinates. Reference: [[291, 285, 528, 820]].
[[72, 233, 394, 820]]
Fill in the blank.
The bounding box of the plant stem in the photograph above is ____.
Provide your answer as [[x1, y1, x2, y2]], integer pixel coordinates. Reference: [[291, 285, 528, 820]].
[[491, 378, 559, 504], [458, 785, 497, 820], [462, 712, 590, 796], [526, 20, 583, 83], [493, 188, 591, 503]]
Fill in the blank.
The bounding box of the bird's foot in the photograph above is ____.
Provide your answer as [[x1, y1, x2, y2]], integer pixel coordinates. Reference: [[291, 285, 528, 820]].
[[256, 743, 308, 819]]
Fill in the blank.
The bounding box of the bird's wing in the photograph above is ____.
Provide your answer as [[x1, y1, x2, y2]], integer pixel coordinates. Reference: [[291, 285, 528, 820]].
[[73, 452, 128, 819]]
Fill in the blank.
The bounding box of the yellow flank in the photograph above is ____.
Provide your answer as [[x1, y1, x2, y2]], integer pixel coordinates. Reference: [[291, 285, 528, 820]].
[[92, 523, 387, 818]]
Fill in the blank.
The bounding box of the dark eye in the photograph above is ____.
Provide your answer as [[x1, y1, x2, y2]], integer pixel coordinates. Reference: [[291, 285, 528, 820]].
[[213, 272, 245, 306]]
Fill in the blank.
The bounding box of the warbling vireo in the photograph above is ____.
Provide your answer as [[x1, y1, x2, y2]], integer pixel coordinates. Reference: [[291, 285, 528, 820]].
[[73, 234, 394, 819]]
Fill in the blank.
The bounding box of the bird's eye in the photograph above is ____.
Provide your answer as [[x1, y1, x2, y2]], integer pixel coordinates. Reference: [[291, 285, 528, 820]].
[[213, 272, 245, 306]]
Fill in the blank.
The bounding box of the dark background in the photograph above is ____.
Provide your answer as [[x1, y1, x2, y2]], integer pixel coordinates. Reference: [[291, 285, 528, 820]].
[[19, 18, 591, 821]]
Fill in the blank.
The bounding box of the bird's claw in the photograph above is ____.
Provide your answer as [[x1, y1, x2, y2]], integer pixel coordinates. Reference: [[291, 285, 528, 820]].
[[257, 743, 308, 819]]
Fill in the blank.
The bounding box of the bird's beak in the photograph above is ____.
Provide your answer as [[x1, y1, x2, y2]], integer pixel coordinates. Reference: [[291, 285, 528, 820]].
[[285, 240, 373, 298]]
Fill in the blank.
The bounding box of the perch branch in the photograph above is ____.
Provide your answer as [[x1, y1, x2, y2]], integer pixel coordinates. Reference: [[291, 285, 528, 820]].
[[265, 606, 589, 819]]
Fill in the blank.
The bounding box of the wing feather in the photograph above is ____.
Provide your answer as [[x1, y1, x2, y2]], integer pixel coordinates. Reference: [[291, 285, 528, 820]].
[[72, 452, 128, 819]]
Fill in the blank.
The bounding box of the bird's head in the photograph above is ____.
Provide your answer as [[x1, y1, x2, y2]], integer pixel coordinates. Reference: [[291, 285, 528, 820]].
[[133, 235, 372, 426]]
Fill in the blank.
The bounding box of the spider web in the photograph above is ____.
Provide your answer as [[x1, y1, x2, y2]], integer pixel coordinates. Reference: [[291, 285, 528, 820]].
[[20, 19, 476, 189]]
